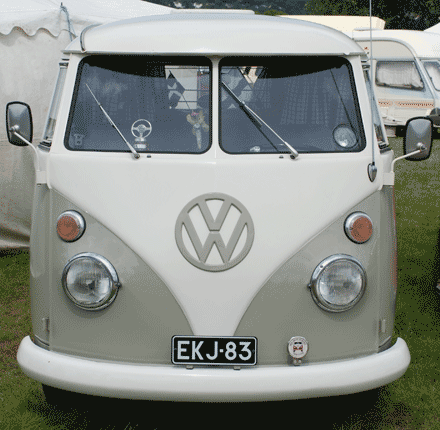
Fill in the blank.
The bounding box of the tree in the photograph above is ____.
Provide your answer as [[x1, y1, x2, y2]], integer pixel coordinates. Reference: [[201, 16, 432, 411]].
[[305, 0, 369, 15], [304, 0, 440, 30], [261, 9, 288, 15], [148, 0, 305, 15]]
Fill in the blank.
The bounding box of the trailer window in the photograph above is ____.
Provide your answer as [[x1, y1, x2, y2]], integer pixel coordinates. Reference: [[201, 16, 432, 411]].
[[219, 57, 366, 154], [423, 60, 440, 92], [65, 56, 211, 154], [376, 61, 423, 90]]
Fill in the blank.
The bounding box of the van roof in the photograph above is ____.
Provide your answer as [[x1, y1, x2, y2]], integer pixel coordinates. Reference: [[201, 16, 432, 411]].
[[350, 29, 440, 58], [65, 13, 364, 56]]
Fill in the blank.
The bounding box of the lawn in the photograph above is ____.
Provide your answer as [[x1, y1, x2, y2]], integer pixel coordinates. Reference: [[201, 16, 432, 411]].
[[1, 137, 440, 429]]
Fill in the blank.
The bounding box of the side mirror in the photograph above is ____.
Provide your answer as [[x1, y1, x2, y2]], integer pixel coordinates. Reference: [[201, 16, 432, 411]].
[[6, 102, 33, 146], [403, 117, 433, 161]]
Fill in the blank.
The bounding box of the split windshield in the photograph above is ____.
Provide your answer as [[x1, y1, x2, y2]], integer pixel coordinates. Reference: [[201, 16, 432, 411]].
[[66, 56, 365, 154]]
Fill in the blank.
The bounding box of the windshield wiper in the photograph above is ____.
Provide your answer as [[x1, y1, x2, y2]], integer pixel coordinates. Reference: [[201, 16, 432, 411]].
[[221, 81, 299, 159], [85, 84, 140, 160]]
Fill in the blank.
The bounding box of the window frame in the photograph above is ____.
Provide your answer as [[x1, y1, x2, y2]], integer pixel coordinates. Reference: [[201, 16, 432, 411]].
[[423, 60, 440, 92]]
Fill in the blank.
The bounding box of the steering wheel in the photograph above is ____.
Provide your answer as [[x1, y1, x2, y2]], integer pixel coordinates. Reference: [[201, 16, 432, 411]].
[[131, 119, 152, 141]]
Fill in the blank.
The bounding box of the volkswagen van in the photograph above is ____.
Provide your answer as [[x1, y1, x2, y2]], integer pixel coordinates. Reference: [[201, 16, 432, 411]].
[[6, 13, 434, 402]]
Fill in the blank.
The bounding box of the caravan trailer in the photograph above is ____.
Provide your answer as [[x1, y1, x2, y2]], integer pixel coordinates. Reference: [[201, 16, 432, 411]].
[[350, 29, 440, 136], [6, 13, 433, 402], [285, 17, 440, 137]]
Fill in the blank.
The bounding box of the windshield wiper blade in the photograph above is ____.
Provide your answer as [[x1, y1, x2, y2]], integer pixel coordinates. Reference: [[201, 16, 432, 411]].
[[221, 81, 299, 159], [85, 84, 140, 160]]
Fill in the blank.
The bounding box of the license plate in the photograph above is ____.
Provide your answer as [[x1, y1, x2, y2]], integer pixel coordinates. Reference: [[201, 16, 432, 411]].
[[172, 336, 257, 366]]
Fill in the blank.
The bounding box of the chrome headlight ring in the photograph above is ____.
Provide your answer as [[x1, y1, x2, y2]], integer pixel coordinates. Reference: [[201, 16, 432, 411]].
[[309, 254, 366, 313], [62, 253, 121, 311]]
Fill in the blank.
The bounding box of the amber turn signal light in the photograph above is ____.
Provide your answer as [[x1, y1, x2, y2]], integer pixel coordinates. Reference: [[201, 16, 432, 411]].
[[56, 211, 86, 242], [344, 212, 373, 244]]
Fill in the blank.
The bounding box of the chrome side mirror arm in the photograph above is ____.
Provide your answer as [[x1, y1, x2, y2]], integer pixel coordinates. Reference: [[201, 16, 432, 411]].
[[391, 142, 426, 172], [9, 125, 41, 172]]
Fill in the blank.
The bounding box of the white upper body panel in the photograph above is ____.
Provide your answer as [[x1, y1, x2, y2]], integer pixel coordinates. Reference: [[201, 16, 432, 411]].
[[64, 13, 365, 56]]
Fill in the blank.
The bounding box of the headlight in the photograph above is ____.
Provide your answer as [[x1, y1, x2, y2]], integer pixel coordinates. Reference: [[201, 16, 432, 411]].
[[309, 255, 366, 312], [62, 253, 120, 310]]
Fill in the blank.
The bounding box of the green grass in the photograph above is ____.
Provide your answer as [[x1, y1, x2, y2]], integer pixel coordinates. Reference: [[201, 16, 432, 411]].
[[2, 138, 440, 429], [385, 137, 440, 429]]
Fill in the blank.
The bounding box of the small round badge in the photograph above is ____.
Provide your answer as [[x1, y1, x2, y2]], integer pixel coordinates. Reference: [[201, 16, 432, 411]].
[[288, 336, 309, 365]]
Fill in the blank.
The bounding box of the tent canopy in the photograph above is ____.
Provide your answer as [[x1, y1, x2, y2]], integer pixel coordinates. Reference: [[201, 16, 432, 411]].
[[0, 0, 173, 249], [0, 0, 172, 37]]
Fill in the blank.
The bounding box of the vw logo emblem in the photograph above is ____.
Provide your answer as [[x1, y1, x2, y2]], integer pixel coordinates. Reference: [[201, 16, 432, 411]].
[[175, 193, 255, 272]]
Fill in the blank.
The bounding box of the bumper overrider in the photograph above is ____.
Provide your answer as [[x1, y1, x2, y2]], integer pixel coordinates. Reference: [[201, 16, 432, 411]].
[[18, 336, 410, 402]]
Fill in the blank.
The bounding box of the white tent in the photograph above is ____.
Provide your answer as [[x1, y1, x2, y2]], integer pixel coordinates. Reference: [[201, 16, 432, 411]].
[[0, 0, 173, 249]]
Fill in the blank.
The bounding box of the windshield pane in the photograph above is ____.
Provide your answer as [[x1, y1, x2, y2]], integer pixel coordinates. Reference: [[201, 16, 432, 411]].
[[424, 60, 440, 91], [219, 57, 365, 154], [65, 56, 211, 154]]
